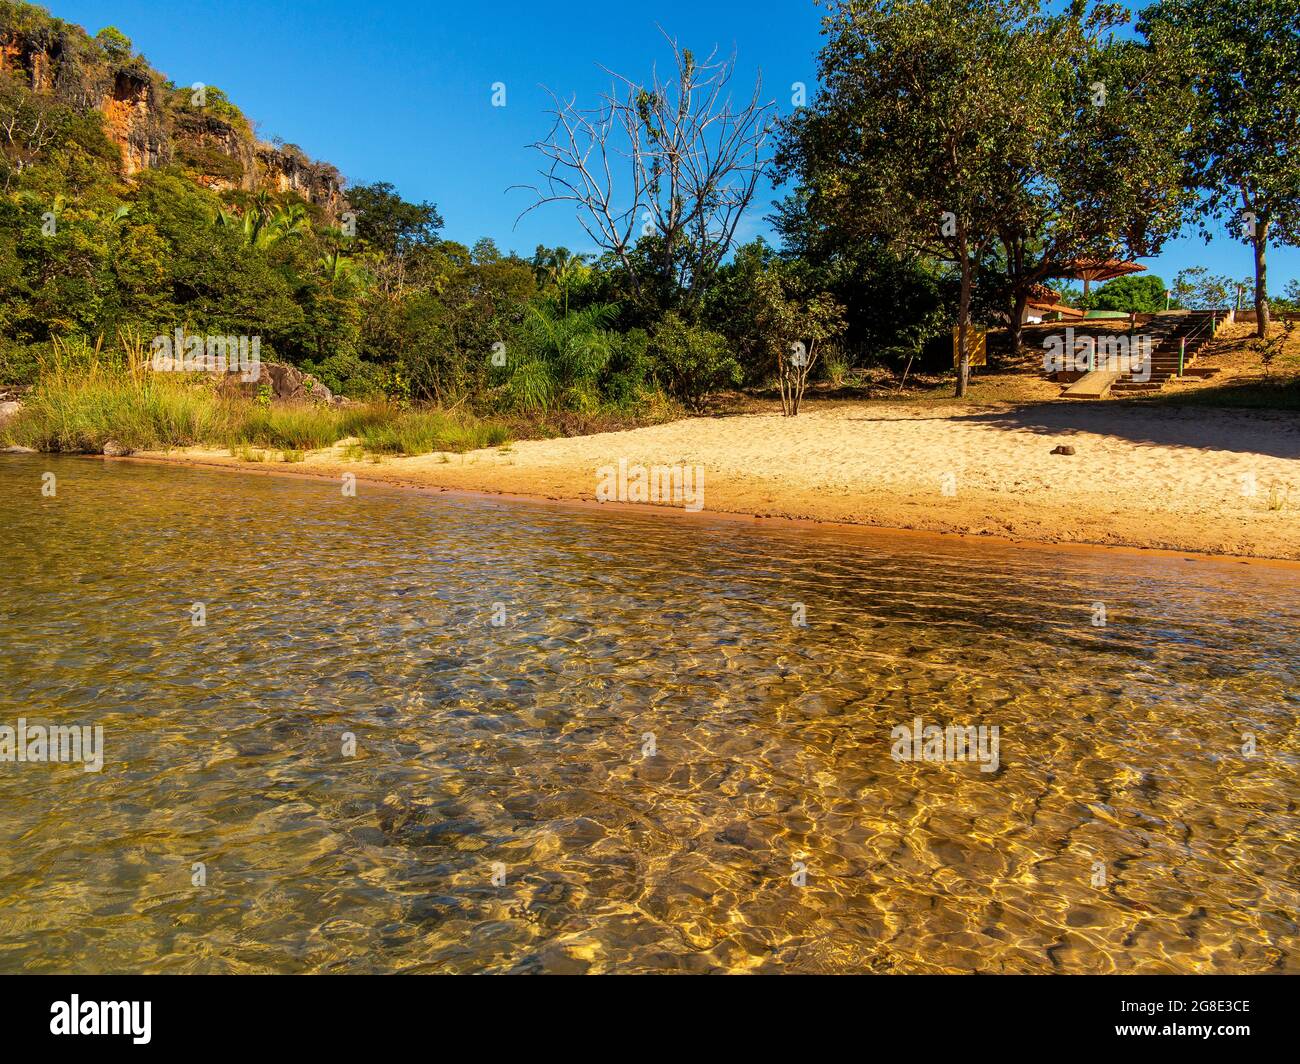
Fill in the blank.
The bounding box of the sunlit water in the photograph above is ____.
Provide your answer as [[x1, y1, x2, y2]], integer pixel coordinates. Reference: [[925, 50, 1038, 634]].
[[0, 455, 1296, 973]]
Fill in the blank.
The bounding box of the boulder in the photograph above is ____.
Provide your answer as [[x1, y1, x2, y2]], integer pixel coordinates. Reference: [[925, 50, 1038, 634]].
[[217, 362, 333, 404]]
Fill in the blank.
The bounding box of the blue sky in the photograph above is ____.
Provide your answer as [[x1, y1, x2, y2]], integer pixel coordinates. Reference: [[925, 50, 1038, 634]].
[[50, 0, 1299, 293]]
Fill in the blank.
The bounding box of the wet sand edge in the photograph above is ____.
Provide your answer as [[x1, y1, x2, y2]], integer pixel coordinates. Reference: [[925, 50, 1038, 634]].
[[81, 449, 1300, 571]]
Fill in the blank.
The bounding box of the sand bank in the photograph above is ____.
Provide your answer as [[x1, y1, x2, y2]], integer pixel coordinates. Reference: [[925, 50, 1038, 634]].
[[136, 401, 1300, 561]]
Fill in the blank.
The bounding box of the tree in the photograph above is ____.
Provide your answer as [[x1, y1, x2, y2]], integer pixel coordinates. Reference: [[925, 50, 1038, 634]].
[[1140, 0, 1300, 337], [531, 245, 592, 317], [517, 29, 777, 317], [995, 14, 1195, 353], [752, 269, 845, 417], [95, 27, 132, 63], [1088, 274, 1170, 313], [768, 200, 954, 370], [647, 314, 740, 408], [778, 0, 1068, 396], [0, 74, 72, 188], [345, 181, 443, 258], [1171, 267, 1240, 310], [392, 241, 536, 402], [708, 245, 846, 414]]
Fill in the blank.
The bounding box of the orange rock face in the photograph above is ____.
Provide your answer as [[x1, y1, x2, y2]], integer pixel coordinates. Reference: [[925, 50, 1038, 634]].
[[1, 26, 347, 218]]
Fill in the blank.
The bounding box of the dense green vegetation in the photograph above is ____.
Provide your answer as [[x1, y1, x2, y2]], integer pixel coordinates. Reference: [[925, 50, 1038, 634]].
[[1, 0, 1298, 445]]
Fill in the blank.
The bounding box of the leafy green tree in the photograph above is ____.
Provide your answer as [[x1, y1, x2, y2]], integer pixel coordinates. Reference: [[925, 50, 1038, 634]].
[[704, 238, 782, 382], [707, 242, 846, 411], [392, 241, 535, 402], [1171, 267, 1242, 311], [346, 181, 443, 258], [766, 207, 950, 369], [996, 13, 1195, 352], [778, 0, 1067, 395], [601, 327, 653, 407], [170, 84, 246, 126], [94, 26, 132, 63], [1140, 0, 1300, 336], [751, 268, 846, 416], [1088, 274, 1170, 313]]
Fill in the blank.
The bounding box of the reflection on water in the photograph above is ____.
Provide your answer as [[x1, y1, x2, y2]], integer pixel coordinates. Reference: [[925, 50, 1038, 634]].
[[0, 455, 1296, 973]]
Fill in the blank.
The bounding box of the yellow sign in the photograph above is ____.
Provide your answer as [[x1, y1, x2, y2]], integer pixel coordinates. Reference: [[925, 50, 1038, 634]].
[[952, 325, 988, 367]]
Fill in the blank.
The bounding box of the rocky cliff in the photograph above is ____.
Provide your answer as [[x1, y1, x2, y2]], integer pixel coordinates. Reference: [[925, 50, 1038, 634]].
[[0, 3, 346, 216]]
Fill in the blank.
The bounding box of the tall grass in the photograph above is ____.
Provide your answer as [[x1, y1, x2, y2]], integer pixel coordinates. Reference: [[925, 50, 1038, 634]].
[[354, 409, 510, 455], [4, 335, 236, 452], [3, 340, 513, 457], [227, 404, 390, 450]]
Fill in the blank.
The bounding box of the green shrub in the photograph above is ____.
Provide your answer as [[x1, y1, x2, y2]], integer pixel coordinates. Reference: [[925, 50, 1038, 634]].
[[500, 302, 617, 413], [300, 353, 387, 399], [602, 327, 652, 408], [0, 341, 45, 387], [648, 314, 741, 408]]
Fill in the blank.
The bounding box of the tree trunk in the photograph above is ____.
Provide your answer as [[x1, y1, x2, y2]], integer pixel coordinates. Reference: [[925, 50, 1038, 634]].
[[1009, 287, 1029, 357], [1003, 234, 1027, 357], [791, 341, 817, 417], [1253, 218, 1270, 339], [956, 253, 972, 398]]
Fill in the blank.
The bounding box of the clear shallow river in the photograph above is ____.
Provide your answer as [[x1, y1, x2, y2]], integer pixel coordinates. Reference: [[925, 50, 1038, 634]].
[[0, 454, 1296, 973]]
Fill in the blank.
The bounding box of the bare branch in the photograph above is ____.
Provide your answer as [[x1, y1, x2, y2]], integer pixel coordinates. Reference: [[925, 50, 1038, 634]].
[[515, 31, 777, 311]]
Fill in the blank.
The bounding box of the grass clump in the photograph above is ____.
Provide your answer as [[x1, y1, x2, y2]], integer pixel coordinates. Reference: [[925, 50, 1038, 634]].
[[354, 409, 510, 456], [4, 337, 235, 453], [4, 339, 514, 459], [228, 402, 393, 450], [228, 405, 344, 450]]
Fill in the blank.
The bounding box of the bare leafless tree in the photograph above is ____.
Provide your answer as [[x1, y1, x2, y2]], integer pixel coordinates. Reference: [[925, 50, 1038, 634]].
[[514, 29, 777, 313], [0, 77, 67, 191]]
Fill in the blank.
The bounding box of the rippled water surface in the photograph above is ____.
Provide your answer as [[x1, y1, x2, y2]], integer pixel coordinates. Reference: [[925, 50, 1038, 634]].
[[1, 455, 1297, 973]]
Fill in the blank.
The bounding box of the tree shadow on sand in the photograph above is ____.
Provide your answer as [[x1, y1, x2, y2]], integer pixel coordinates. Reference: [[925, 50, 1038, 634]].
[[847, 400, 1300, 461]]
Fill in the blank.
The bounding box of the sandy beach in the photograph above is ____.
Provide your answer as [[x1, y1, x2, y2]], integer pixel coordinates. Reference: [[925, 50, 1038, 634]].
[[132, 400, 1300, 561]]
